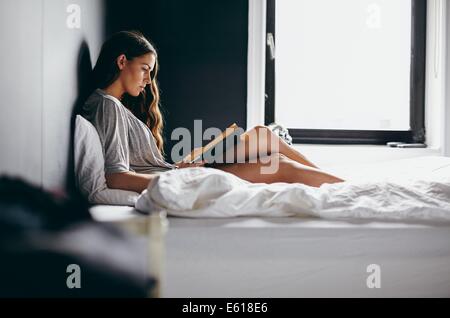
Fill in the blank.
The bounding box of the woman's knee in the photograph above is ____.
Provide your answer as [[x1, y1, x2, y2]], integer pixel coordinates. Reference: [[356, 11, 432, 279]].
[[245, 125, 272, 139], [243, 125, 267, 142], [252, 125, 272, 136], [252, 125, 280, 150]]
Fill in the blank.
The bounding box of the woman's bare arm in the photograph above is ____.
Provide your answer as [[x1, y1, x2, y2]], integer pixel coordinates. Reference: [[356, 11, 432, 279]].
[[106, 172, 156, 193]]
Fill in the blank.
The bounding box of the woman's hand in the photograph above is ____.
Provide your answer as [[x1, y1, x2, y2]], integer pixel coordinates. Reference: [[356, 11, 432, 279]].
[[180, 147, 203, 163], [175, 147, 205, 169], [175, 161, 206, 169]]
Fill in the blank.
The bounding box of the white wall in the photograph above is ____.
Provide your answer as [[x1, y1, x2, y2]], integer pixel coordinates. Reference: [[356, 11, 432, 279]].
[[42, 0, 105, 190], [444, 0, 450, 157], [0, 0, 44, 186], [0, 0, 105, 190], [425, 0, 445, 150], [247, 0, 266, 129]]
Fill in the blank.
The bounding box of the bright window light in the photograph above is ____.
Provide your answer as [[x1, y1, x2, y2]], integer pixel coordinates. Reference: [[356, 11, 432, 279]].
[[275, 0, 412, 130]]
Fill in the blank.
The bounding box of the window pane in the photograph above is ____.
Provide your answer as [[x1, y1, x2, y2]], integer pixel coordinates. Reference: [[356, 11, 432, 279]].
[[275, 0, 412, 130]]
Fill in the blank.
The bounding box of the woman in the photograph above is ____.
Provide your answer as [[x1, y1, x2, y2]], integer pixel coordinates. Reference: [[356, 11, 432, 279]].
[[82, 31, 344, 194]]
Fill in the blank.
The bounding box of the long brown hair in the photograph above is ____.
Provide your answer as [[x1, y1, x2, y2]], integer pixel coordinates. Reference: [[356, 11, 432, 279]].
[[91, 31, 165, 154]]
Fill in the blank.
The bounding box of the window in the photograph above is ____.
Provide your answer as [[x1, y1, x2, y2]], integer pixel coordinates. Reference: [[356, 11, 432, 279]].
[[265, 0, 426, 144]]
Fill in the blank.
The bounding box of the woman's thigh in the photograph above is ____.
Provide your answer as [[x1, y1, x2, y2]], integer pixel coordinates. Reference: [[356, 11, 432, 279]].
[[211, 153, 344, 186], [211, 153, 289, 184], [231, 125, 275, 162]]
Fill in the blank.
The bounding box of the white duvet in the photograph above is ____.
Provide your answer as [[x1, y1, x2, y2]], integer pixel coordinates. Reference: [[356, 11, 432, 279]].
[[135, 156, 450, 222]]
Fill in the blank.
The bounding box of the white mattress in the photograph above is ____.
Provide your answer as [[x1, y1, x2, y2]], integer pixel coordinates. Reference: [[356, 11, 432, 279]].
[[161, 155, 450, 296], [163, 217, 450, 297], [90, 156, 450, 297], [89, 208, 450, 297], [90, 205, 142, 223], [89, 205, 148, 235], [322, 155, 450, 182]]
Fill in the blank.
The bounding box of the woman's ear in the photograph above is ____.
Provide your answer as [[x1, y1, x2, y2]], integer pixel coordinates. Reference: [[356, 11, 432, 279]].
[[116, 54, 127, 70]]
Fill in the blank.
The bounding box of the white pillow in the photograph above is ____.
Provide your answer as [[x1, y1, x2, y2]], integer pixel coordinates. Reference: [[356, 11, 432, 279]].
[[74, 115, 140, 206]]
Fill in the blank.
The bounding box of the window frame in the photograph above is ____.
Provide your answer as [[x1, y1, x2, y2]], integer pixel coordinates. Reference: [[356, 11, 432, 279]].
[[264, 0, 427, 145]]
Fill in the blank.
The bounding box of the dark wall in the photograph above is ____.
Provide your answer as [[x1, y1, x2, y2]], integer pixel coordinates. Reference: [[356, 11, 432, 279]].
[[104, 0, 248, 159]]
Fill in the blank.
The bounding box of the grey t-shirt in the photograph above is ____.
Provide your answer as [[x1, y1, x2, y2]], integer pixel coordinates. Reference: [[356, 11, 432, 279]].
[[82, 89, 175, 175]]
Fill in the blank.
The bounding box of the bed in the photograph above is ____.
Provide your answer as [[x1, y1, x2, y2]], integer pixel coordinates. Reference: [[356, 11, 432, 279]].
[[163, 217, 450, 297], [89, 156, 450, 297]]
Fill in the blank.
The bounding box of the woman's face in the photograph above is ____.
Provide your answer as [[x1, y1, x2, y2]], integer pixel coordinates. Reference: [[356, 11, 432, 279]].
[[118, 52, 156, 97]]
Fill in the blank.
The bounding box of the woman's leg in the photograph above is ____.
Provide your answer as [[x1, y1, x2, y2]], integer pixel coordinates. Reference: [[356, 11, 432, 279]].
[[234, 125, 319, 169], [215, 153, 344, 187]]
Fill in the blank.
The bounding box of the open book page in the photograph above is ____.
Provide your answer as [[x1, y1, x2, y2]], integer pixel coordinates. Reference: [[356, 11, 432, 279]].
[[186, 123, 241, 163]]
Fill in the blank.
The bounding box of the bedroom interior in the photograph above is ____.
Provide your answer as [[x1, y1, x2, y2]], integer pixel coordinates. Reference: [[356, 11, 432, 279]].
[[1, 0, 450, 299]]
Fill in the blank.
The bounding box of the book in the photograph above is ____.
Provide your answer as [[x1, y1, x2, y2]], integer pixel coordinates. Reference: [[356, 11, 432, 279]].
[[184, 123, 242, 164]]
